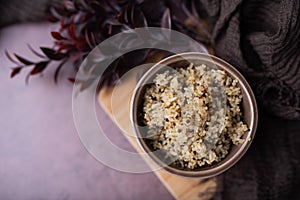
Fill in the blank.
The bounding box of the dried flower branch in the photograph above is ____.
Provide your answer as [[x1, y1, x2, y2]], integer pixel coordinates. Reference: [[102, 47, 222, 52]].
[[6, 0, 211, 88]]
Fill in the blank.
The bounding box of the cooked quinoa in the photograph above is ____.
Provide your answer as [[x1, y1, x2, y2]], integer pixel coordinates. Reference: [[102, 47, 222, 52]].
[[143, 63, 248, 169]]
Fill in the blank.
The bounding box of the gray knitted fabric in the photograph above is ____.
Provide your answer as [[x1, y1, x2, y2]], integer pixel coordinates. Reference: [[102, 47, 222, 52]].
[[200, 0, 300, 120], [198, 0, 300, 199]]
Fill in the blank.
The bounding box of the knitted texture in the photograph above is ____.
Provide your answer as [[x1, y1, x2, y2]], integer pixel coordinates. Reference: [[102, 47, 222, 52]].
[[201, 0, 300, 120], [199, 0, 300, 199]]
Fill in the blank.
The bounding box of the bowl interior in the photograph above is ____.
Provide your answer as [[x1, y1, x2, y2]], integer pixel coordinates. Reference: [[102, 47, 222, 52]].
[[131, 53, 258, 177]]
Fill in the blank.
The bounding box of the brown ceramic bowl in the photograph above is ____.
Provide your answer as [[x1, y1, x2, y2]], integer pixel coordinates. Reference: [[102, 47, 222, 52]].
[[130, 52, 258, 178]]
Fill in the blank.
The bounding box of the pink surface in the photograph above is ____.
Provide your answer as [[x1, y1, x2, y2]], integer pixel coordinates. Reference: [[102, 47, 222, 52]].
[[0, 23, 173, 200]]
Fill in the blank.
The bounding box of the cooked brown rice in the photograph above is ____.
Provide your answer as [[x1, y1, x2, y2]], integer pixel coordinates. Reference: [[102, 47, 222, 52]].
[[143, 63, 248, 169]]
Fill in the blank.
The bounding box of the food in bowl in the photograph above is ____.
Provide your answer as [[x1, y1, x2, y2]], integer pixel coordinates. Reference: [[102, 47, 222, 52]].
[[142, 63, 249, 169]]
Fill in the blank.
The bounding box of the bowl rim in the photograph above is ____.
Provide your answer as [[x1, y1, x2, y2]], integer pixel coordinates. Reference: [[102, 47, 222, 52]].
[[130, 52, 258, 178]]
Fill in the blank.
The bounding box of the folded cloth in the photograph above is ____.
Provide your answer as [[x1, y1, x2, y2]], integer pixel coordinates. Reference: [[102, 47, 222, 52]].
[[197, 0, 300, 199], [213, 111, 300, 200], [201, 0, 300, 120]]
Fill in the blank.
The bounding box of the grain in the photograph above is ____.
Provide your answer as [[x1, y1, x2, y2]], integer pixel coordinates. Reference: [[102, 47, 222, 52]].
[[143, 63, 248, 169]]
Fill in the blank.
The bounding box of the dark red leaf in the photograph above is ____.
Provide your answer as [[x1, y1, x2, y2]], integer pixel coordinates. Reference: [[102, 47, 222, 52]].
[[69, 21, 76, 39], [68, 77, 75, 83], [5, 50, 19, 64], [30, 61, 49, 75], [84, 29, 94, 49], [91, 32, 97, 47], [14, 53, 34, 65], [130, 6, 148, 27], [123, 4, 129, 23], [130, 4, 135, 25], [60, 19, 65, 29], [54, 60, 67, 83], [139, 10, 148, 27], [47, 15, 59, 22], [49, 7, 62, 21], [75, 40, 87, 51], [161, 8, 171, 29], [51, 32, 66, 40], [117, 4, 129, 24], [10, 67, 22, 78], [27, 44, 46, 58], [40, 47, 67, 60]]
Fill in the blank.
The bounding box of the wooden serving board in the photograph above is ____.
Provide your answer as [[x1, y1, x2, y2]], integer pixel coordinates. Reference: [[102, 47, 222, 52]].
[[98, 65, 217, 200]]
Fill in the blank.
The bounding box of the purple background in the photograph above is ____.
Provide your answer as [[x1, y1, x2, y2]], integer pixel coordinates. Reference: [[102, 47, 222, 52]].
[[0, 23, 173, 200]]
